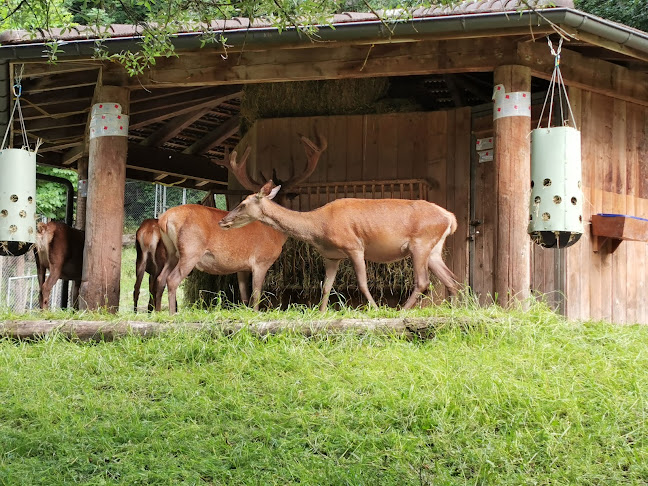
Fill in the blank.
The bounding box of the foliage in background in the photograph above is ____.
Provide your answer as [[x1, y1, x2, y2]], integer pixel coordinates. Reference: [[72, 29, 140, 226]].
[[35, 166, 77, 221], [575, 0, 648, 32]]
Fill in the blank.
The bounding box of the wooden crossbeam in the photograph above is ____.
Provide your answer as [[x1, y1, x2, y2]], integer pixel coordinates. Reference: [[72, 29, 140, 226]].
[[127, 144, 228, 184], [18, 113, 87, 132], [130, 86, 239, 114], [517, 42, 648, 107], [182, 115, 240, 155], [22, 70, 100, 94], [21, 101, 90, 121], [21, 85, 95, 106], [140, 107, 214, 147], [112, 38, 517, 88], [39, 144, 229, 186], [129, 88, 242, 129], [20, 62, 101, 78], [130, 86, 207, 103]]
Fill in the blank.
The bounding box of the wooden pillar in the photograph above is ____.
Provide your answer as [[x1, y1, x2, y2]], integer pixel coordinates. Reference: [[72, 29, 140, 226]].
[[75, 156, 88, 230], [71, 156, 88, 307], [79, 86, 129, 312], [493, 65, 531, 305]]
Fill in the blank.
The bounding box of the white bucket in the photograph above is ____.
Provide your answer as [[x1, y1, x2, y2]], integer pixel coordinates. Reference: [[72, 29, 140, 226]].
[[0, 148, 37, 256]]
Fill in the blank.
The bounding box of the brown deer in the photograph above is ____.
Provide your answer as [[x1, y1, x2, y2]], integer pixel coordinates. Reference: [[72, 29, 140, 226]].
[[154, 134, 327, 314], [34, 221, 85, 309], [133, 218, 171, 312], [219, 181, 459, 311]]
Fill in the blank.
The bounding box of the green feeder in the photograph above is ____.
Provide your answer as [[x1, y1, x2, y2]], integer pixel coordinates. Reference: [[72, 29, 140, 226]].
[[528, 127, 583, 248], [527, 37, 583, 249], [1, 67, 38, 257], [0, 148, 36, 256]]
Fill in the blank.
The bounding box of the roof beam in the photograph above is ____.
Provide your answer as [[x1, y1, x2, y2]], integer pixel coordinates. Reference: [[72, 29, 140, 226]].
[[127, 144, 228, 185], [20, 62, 101, 78], [129, 88, 242, 129], [443, 74, 465, 107], [113, 38, 517, 88], [140, 107, 214, 147], [183, 115, 240, 155], [517, 42, 648, 107], [130, 86, 239, 114], [22, 70, 100, 94]]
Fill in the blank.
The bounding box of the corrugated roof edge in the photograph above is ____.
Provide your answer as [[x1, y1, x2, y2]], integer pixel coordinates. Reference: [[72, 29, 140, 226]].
[[0, 0, 574, 44], [1, 4, 647, 61]]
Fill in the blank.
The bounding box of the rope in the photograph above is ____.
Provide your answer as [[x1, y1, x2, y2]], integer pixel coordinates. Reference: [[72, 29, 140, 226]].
[[1, 64, 33, 151], [537, 37, 578, 131]]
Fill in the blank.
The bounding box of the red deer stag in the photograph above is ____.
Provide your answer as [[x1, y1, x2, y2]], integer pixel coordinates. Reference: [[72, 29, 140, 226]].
[[220, 181, 458, 311], [133, 218, 171, 312], [34, 221, 85, 309], [155, 134, 327, 314]]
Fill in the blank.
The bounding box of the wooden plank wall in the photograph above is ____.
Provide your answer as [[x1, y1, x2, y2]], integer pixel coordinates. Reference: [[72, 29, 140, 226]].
[[565, 89, 648, 324], [472, 111, 564, 308], [235, 110, 472, 287]]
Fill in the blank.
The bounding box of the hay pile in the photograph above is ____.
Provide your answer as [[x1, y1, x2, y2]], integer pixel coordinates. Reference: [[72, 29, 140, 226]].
[[240, 78, 421, 133]]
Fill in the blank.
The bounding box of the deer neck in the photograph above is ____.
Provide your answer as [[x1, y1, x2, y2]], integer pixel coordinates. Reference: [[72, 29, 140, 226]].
[[259, 200, 320, 243]]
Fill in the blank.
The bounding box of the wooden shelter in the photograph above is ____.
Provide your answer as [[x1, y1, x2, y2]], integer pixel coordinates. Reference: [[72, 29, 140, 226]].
[[1, 0, 647, 322]]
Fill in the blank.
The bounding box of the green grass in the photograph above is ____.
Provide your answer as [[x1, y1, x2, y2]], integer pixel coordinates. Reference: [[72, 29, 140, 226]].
[[1, 303, 648, 484]]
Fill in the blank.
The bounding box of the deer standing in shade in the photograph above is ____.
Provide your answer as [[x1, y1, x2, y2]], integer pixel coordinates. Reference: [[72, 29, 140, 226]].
[[154, 134, 327, 313], [133, 218, 172, 312], [219, 181, 458, 311]]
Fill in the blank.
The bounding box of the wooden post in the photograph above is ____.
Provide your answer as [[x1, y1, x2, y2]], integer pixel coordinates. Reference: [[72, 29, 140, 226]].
[[79, 86, 129, 312], [493, 65, 531, 305], [75, 156, 88, 231], [71, 156, 88, 307]]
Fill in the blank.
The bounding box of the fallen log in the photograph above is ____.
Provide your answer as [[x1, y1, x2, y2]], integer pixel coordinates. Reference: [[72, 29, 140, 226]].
[[0, 316, 482, 341]]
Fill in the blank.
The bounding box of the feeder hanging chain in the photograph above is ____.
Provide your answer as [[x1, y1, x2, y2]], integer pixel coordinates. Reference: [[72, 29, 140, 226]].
[[537, 37, 576, 131], [1, 64, 30, 151]]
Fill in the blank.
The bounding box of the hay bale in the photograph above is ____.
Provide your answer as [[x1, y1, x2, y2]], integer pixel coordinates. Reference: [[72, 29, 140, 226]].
[[240, 78, 421, 133]]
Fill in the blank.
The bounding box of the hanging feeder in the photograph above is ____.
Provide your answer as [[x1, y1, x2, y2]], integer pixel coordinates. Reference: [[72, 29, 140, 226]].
[[0, 66, 39, 257], [528, 38, 584, 249]]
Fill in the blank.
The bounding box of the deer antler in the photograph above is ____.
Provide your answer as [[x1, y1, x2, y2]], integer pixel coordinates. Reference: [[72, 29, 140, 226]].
[[283, 132, 328, 190], [219, 146, 263, 192]]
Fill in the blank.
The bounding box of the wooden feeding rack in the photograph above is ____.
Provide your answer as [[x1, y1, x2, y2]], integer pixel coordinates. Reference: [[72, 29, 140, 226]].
[[288, 179, 432, 211], [591, 214, 648, 253]]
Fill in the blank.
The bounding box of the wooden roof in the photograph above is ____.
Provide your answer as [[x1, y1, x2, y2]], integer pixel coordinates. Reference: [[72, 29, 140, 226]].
[[2, 0, 647, 190]]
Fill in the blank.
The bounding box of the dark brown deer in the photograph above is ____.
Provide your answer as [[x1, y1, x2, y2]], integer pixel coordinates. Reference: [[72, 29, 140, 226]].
[[34, 221, 85, 309], [220, 181, 458, 311], [133, 218, 170, 312], [154, 134, 327, 314]]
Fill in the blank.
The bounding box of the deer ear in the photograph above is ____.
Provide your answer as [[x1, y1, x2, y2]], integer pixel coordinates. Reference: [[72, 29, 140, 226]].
[[257, 180, 276, 198], [267, 184, 281, 200]]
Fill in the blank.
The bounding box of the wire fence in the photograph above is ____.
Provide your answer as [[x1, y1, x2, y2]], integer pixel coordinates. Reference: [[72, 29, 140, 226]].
[[1, 180, 207, 313]]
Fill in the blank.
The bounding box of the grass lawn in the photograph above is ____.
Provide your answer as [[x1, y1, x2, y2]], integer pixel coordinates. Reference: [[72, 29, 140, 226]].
[[1, 302, 647, 484]]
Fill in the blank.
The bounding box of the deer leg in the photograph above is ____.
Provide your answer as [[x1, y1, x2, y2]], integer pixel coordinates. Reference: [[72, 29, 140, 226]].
[[72, 280, 81, 310], [165, 255, 200, 315], [249, 266, 270, 311], [320, 259, 341, 312], [154, 258, 175, 312], [237, 271, 251, 305], [40, 266, 62, 310], [147, 269, 156, 313], [403, 249, 432, 310], [428, 244, 458, 297], [348, 251, 377, 308], [133, 255, 147, 313], [36, 262, 46, 309]]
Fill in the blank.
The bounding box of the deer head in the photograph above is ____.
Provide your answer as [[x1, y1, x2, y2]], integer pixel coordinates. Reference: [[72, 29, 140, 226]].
[[219, 132, 327, 197], [220, 181, 280, 229]]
